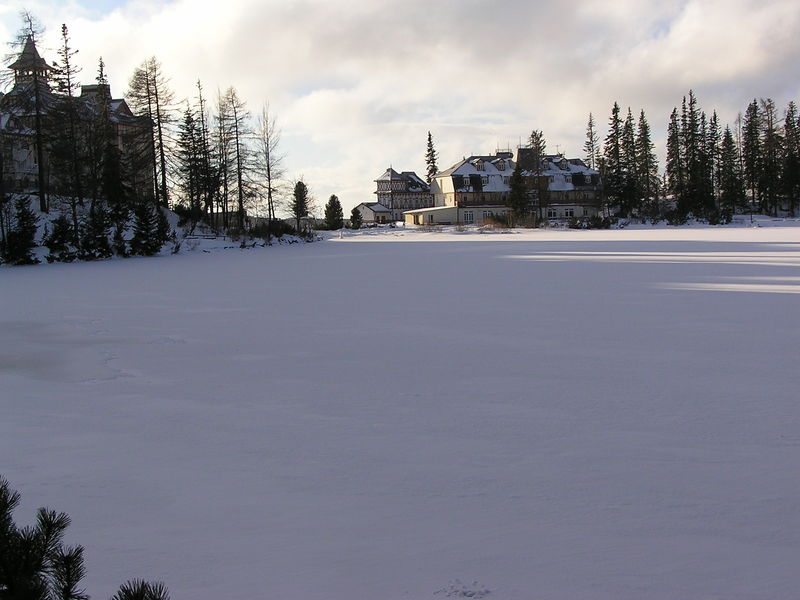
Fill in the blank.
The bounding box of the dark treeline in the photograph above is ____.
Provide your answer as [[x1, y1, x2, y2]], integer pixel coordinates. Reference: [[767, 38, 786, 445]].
[[591, 91, 800, 223], [0, 12, 306, 266]]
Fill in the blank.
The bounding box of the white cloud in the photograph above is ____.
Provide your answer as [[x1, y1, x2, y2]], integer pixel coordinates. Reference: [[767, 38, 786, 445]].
[[2, 0, 800, 213]]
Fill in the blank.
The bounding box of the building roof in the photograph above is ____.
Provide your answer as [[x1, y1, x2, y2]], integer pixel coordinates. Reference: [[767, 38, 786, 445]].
[[375, 168, 430, 192], [437, 152, 515, 178], [8, 37, 53, 73], [357, 202, 392, 213], [435, 152, 516, 193]]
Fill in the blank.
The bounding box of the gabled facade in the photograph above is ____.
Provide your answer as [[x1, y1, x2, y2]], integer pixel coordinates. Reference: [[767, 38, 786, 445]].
[[403, 151, 514, 225], [355, 201, 393, 224], [431, 151, 515, 208], [516, 149, 603, 221], [374, 168, 434, 221]]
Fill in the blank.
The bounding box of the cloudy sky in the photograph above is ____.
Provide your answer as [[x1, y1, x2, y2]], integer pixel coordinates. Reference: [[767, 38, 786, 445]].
[[2, 0, 800, 213]]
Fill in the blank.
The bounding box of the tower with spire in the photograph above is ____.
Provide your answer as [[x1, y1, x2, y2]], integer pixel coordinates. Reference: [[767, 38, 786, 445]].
[[7, 36, 53, 89]]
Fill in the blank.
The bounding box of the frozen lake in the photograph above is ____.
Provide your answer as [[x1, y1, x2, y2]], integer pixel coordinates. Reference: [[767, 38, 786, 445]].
[[2, 225, 799, 599]]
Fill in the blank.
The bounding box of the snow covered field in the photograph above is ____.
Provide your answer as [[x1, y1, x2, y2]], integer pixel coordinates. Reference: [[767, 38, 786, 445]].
[[2, 225, 800, 599]]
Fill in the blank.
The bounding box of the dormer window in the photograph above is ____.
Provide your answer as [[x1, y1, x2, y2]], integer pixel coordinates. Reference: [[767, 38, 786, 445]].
[[496, 160, 506, 171], [473, 159, 485, 171]]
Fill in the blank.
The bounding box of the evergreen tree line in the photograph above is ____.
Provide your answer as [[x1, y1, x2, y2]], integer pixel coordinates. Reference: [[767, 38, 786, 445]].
[[590, 91, 800, 222], [1, 475, 170, 600]]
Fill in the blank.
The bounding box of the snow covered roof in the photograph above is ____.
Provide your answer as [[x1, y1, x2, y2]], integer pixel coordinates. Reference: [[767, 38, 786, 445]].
[[403, 206, 457, 214], [375, 168, 430, 192], [438, 153, 515, 178], [358, 202, 392, 213], [376, 168, 404, 182]]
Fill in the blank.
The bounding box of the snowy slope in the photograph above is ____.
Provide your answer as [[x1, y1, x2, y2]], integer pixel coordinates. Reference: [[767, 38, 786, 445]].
[[2, 226, 800, 599]]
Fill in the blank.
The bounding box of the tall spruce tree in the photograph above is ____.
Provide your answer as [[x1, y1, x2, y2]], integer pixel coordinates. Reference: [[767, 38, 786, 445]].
[[583, 113, 599, 169], [719, 126, 744, 217], [4, 196, 39, 265], [94, 59, 129, 227], [425, 131, 438, 184], [782, 101, 800, 216], [665, 107, 684, 214], [742, 99, 762, 215], [324, 194, 344, 230], [507, 162, 529, 225], [81, 199, 112, 260], [175, 105, 202, 223], [195, 81, 217, 220], [619, 108, 638, 216], [759, 98, 782, 215], [349, 206, 362, 229], [292, 180, 309, 232], [50, 23, 83, 246], [602, 102, 624, 214], [635, 110, 659, 218], [707, 111, 722, 203]]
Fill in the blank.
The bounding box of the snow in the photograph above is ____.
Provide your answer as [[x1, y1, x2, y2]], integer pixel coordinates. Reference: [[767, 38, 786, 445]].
[[2, 225, 800, 599]]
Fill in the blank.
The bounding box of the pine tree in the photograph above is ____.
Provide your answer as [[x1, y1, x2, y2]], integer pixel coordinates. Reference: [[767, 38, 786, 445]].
[[43, 214, 77, 262], [112, 222, 128, 257], [94, 59, 130, 227], [583, 113, 599, 169], [425, 131, 438, 184], [175, 105, 202, 223], [697, 111, 715, 218], [4, 196, 40, 265], [681, 90, 704, 217], [618, 108, 638, 216], [759, 98, 782, 215], [742, 99, 762, 215], [0, 476, 168, 600], [0, 476, 86, 600], [528, 129, 547, 216], [719, 126, 744, 218], [602, 102, 624, 214], [665, 108, 684, 213], [50, 23, 84, 247], [635, 110, 659, 218], [349, 206, 362, 229], [130, 202, 164, 256], [81, 200, 112, 260], [506, 162, 529, 224], [707, 111, 722, 203], [782, 101, 800, 216], [195, 81, 217, 221], [292, 180, 309, 232], [324, 194, 344, 230]]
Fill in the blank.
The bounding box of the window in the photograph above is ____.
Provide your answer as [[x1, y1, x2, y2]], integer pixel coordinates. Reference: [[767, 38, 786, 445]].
[[547, 208, 557, 218], [503, 176, 510, 185], [496, 160, 506, 171], [565, 208, 575, 218], [482, 176, 488, 185], [428, 214, 434, 223], [463, 210, 474, 223], [483, 210, 493, 218], [474, 160, 485, 171], [583, 208, 589, 216]]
